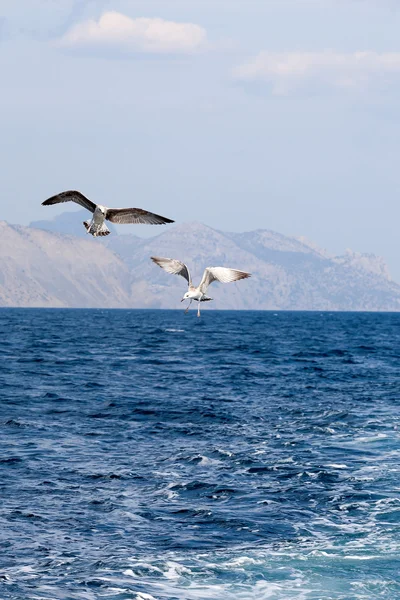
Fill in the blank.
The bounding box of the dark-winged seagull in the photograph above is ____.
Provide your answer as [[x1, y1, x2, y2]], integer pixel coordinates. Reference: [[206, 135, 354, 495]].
[[151, 256, 251, 317], [42, 190, 174, 237]]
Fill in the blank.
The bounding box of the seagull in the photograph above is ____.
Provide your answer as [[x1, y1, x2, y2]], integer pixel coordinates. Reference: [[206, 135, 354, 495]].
[[42, 190, 174, 237], [151, 256, 251, 317]]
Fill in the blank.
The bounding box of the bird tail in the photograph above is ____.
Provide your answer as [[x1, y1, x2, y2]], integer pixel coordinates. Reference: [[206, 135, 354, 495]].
[[201, 296, 213, 302], [97, 223, 111, 236], [82, 221, 111, 237]]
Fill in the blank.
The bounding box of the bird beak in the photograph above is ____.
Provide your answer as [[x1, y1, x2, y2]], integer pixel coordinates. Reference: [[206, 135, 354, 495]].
[[181, 299, 184, 302]]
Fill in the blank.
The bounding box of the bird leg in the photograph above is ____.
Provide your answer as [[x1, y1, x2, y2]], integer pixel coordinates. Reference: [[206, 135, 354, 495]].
[[197, 302, 201, 318], [184, 300, 192, 314]]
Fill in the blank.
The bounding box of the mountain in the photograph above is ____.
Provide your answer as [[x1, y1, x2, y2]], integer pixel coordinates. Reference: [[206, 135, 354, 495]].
[[1, 216, 398, 310], [110, 222, 400, 311], [0, 221, 130, 308]]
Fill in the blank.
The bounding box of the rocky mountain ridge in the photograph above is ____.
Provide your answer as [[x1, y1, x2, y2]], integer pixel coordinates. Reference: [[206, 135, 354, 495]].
[[0, 216, 397, 310]]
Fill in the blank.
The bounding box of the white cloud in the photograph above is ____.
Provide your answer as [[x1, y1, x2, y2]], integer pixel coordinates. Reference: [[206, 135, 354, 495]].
[[233, 51, 400, 93], [58, 11, 207, 54]]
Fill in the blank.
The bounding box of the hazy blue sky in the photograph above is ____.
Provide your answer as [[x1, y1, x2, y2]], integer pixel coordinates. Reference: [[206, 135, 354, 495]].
[[2, 0, 400, 276]]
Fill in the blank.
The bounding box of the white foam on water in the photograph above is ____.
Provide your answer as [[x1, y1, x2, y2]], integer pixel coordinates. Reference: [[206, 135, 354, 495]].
[[215, 448, 234, 457], [19, 540, 399, 600], [164, 329, 185, 333], [225, 556, 262, 567], [338, 501, 370, 511], [343, 555, 381, 560], [34, 590, 96, 600], [121, 546, 394, 599], [165, 489, 179, 500], [18, 566, 36, 573], [126, 562, 165, 575], [352, 433, 388, 444], [123, 511, 148, 522], [197, 455, 220, 466], [126, 577, 313, 600], [124, 569, 136, 577], [164, 561, 193, 580], [375, 497, 400, 507], [277, 456, 295, 464]]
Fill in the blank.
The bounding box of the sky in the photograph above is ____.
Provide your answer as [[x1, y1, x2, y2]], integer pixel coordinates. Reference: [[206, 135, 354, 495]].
[[2, 0, 400, 277]]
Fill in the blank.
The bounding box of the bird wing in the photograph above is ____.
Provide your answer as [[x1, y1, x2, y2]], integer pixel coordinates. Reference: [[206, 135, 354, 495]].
[[105, 208, 174, 225], [42, 190, 96, 213], [199, 267, 251, 293], [151, 257, 191, 285]]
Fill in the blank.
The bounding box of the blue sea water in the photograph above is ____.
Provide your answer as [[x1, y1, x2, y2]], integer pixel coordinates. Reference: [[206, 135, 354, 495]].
[[0, 308, 400, 600]]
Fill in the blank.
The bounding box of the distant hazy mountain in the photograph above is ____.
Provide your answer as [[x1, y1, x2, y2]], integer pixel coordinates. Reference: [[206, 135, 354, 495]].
[[2, 216, 399, 310], [0, 221, 130, 308]]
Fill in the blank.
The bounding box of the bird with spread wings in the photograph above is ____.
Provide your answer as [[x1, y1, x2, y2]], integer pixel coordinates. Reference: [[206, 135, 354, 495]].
[[42, 190, 174, 237], [151, 256, 251, 317]]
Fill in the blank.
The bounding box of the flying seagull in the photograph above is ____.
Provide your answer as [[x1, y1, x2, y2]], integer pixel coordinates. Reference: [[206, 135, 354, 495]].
[[151, 256, 251, 317], [42, 190, 174, 237]]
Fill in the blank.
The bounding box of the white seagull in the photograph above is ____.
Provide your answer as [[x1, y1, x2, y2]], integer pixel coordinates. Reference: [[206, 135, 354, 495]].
[[42, 190, 174, 237], [151, 256, 251, 317]]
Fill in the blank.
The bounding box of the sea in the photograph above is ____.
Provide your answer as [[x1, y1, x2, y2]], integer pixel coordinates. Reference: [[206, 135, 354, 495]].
[[0, 308, 399, 600]]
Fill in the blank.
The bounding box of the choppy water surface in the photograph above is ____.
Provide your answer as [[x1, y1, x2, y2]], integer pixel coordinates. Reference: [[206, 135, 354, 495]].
[[0, 309, 400, 599]]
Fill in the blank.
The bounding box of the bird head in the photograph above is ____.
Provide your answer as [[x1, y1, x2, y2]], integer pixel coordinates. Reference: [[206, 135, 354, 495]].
[[181, 292, 191, 302]]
